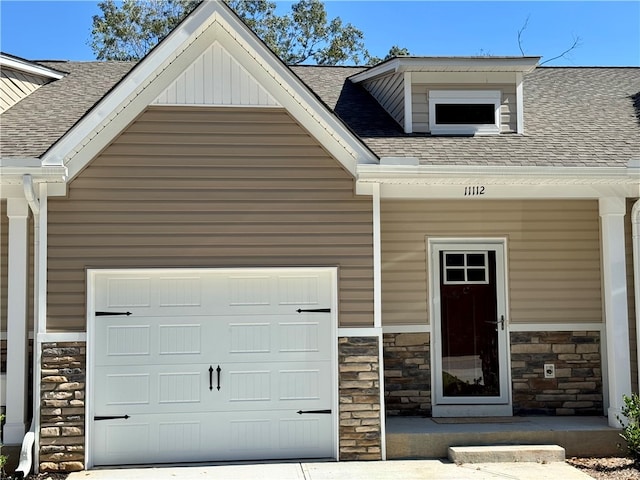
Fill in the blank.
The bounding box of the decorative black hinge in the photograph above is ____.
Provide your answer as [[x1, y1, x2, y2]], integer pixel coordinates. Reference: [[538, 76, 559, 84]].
[[296, 308, 331, 313], [297, 409, 331, 415], [96, 311, 132, 316], [94, 415, 130, 421]]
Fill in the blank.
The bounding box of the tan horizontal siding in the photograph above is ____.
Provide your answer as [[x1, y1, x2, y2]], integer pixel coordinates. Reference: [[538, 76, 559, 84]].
[[412, 84, 517, 133], [381, 199, 602, 326], [47, 106, 373, 331]]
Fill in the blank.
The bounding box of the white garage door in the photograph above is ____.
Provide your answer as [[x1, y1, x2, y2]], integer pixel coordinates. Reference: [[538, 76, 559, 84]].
[[89, 268, 336, 466]]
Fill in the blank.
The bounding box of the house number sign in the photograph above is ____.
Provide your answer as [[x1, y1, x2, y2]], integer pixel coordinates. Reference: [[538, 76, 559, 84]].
[[464, 186, 486, 196]]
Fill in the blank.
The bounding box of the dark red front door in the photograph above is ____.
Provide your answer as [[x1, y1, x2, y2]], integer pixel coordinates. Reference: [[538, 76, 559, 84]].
[[439, 251, 500, 398]]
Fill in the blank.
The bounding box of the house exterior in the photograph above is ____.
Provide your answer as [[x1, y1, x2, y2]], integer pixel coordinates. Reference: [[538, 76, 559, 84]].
[[0, 0, 638, 473]]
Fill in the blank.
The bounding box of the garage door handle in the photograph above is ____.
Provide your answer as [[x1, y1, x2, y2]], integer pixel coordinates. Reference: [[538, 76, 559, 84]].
[[209, 365, 221, 391], [297, 409, 331, 415], [296, 308, 331, 313]]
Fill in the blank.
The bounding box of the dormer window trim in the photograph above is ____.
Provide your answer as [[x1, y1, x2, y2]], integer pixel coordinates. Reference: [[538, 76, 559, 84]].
[[428, 90, 502, 136]]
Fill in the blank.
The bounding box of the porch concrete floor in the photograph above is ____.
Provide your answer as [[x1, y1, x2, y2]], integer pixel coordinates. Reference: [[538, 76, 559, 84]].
[[385, 416, 623, 459]]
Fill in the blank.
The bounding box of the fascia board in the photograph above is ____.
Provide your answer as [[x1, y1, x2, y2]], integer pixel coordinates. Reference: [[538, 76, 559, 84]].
[[350, 59, 400, 83], [0, 158, 43, 168], [0, 55, 65, 80], [357, 164, 639, 184], [0, 166, 67, 183], [351, 57, 540, 83]]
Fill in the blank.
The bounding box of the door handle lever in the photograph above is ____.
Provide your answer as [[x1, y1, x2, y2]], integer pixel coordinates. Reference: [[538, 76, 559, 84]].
[[485, 315, 505, 331]]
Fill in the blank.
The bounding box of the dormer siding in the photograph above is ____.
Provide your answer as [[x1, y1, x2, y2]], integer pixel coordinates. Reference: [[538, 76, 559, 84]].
[[361, 73, 405, 129], [0, 67, 50, 112]]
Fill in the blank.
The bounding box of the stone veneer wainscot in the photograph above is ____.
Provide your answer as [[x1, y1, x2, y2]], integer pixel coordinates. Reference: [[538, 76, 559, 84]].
[[511, 331, 603, 415], [383, 333, 431, 416]]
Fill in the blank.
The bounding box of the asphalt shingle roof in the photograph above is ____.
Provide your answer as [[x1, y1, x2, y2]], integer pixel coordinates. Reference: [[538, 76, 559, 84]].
[[1, 60, 639, 169], [0, 61, 134, 158], [292, 65, 640, 168]]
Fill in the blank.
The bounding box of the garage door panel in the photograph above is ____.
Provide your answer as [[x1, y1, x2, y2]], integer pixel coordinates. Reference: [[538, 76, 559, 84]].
[[95, 317, 210, 366], [92, 268, 336, 466], [95, 365, 214, 415], [219, 361, 331, 411]]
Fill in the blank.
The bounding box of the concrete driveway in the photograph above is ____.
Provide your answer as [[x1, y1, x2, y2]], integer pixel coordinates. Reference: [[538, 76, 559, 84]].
[[67, 459, 594, 479]]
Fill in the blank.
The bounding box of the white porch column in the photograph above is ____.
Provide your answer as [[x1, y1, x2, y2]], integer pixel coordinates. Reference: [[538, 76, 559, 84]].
[[599, 197, 632, 427], [632, 200, 640, 390], [4, 197, 30, 444]]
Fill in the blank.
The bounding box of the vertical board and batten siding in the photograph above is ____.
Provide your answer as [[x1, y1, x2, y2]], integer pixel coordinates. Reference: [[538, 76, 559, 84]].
[[152, 41, 279, 107], [46, 106, 374, 331], [411, 84, 517, 133], [381, 199, 603, 326], [362, 73, 405, 128], [0, 68, 48, 113]]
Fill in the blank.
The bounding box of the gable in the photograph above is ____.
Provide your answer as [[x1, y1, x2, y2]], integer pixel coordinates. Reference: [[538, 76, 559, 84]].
[[152, 41, 278, 107], [42, 0, 376, 181]]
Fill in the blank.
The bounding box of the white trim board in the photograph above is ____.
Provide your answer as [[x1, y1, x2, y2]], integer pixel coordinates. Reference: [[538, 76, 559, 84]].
[[337, 328, 382, 337], [380, 323, 603, 334], [37, 332, 87, 343]]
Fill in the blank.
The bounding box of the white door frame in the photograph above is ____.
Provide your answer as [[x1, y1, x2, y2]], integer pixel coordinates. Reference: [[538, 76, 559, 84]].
[[85, 267, 339, 468], [427, 238, 512, 417]]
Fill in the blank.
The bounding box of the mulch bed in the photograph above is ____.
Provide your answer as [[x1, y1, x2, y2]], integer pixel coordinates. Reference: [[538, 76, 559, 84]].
[[567, 457, 640, 479]]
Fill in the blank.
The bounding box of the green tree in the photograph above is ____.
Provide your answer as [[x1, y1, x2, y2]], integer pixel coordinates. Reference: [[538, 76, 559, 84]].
[[90, 0, 404, 65], [367, 45, 411, 65]]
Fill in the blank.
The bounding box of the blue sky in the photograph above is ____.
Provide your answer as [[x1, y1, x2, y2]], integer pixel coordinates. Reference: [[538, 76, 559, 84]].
[[1, 1, 639, 66]]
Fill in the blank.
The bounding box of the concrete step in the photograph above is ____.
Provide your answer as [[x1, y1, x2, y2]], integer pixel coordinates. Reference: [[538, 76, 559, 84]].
[[385, 416, 622, 459], [449, 444, 565, 464]]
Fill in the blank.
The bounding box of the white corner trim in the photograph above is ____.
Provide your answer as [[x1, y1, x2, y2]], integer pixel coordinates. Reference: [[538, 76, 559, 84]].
[[516, 72, 524, 134], [403, 72, 412, 134], [508, 323, 603, 332], [382, 324, 431, 334]]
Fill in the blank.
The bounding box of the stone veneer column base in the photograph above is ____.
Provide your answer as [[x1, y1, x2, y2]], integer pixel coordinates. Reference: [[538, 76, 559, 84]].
[[338, 337, 382, 460], [39, 342, 86, 473]]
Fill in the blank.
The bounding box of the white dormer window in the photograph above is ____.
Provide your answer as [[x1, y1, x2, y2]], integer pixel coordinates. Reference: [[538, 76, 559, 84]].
[[428, 90, 501, 135]]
